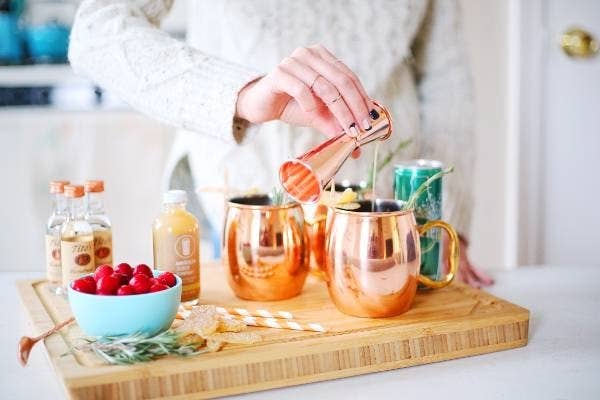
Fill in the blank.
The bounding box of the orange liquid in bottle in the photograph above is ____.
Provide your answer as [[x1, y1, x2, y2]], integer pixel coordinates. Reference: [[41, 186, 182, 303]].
[[152, 190, 200, 302]]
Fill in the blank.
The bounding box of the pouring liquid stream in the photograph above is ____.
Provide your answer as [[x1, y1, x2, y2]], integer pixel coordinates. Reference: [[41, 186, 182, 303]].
[[371, 141, 381, 211]]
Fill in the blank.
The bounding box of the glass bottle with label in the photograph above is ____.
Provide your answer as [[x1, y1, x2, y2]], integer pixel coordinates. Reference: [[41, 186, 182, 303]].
[[153, 190, 200, 302], [60, 184, 95, 289], [45, 180, 69, 293], [84, 180, 112, 266]]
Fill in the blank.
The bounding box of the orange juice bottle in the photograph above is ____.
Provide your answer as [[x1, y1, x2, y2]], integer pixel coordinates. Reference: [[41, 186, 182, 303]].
[[152, 190, 200, 302]]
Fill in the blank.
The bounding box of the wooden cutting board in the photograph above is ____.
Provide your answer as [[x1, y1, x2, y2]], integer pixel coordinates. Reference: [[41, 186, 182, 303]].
[[17, 262, 529, 399]]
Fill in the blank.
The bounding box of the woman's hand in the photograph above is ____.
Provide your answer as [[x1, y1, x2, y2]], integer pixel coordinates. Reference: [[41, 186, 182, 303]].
[[236, 44, 375, 138]]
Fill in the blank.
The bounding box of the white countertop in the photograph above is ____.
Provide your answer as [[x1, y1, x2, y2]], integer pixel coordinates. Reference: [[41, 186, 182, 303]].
[[2, 265, 599, 399]]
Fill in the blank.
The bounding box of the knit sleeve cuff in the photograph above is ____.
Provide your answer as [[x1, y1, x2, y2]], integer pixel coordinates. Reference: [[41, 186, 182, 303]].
[[177, 54, 261, 145]]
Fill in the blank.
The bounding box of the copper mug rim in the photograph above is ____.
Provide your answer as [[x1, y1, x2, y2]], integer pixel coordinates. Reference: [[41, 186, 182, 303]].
[[332, 199, 414, 218], [227, 193, 299, 211]]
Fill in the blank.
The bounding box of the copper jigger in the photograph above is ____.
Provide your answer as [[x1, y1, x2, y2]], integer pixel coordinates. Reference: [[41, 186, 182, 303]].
[[223, 194, 310, 301], [279, 100, 393, 204], [325, 199, 459, 318]]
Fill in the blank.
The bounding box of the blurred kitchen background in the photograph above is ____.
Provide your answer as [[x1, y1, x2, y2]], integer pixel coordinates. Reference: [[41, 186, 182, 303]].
[[1, 0, 598, 272]]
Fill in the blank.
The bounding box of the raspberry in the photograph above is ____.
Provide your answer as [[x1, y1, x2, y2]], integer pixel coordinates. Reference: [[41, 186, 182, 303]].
[[81, 275, 96, 286], [150, 283, 169, 293], [96, 273, 121, 295], [114, 263, 133, 279], [133, 264, 153, 278], [116, 285, 136, 296], [115, 273, 130, 285], [129, 274, 151, 294], [94, 264, 114, 281], [71, 277, 96, 294], [158, 271, 177, 287]]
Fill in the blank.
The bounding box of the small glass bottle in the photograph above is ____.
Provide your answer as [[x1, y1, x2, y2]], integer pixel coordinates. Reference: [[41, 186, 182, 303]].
[[153, 190, 200, 302], [60, 184, 95, 290], [84, 180, 113, 267], [45, 180, 69, 293]]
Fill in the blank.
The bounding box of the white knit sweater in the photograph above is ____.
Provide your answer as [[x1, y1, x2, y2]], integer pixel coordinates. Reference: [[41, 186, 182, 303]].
[[69, 0, 474, 235]]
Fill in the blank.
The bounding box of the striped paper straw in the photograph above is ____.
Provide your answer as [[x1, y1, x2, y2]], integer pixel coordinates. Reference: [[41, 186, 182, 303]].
[[216, 306, 294, 320], [178, 303, 295, 320], [221, 314, 328, 333]]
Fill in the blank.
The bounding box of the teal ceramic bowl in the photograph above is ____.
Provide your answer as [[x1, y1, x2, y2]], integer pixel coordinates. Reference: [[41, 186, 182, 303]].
[[68, 271, 181, 337]]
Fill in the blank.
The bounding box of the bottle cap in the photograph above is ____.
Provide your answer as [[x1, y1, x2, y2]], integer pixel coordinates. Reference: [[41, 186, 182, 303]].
[[84, 180, 104, 193], [163, 190, 188, 204], [64, 185, 85, 198], [49, 180, 70, 194]]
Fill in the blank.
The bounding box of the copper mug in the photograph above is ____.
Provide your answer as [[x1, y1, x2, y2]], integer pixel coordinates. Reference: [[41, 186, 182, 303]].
[[325, 199, 459, 317], [302, 181, 368, 276], [223, 194, 310, 301]]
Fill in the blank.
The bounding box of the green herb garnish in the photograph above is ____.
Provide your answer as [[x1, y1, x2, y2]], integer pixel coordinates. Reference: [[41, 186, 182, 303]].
[[73, 330, 205, 365], [270, 186, 287, 206], [402, 166, 454, 211]]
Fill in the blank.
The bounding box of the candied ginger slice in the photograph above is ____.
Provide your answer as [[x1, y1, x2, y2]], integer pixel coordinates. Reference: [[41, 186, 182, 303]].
[[206, 339, 224, 352], [218, 317, 247, 333], [178, 333, 206, 347], [175, 305, 219, 336]]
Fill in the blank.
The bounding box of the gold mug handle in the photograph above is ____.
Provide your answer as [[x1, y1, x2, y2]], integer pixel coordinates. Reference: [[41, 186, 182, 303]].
[[416, 220, 460, 289]]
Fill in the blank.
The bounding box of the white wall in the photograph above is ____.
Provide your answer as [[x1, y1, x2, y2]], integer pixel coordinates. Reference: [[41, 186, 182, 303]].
[[460, 0, 511, 269]]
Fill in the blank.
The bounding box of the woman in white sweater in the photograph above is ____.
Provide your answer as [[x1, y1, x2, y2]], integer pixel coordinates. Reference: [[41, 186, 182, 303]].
[[68, 0, 492, 287]]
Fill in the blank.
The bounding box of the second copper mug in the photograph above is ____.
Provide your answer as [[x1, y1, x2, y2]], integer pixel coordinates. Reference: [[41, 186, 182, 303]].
[[325, 199, 459, 318], [302, 181, 368, 276], [223, 194, 310, 301]]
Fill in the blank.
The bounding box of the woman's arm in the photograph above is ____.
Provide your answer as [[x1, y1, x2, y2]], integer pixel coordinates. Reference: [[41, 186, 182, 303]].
[[68, 0, 260, 144], [412, 0, 474, 237], [70, 1, 375, 143]]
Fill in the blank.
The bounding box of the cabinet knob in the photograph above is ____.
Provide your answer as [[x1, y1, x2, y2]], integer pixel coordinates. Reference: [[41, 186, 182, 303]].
[[561, 27, 598, 59]]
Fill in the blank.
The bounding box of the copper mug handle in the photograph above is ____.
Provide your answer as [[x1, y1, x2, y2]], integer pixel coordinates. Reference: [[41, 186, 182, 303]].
[[417, 220, 460, 289]]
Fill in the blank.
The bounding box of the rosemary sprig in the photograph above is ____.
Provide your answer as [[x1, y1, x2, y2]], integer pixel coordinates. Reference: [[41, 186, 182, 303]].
[[270, 186, 287, 206], [402, 166, 454, 211], [73, 330, 206, 365], [366, 138, 412, 189]]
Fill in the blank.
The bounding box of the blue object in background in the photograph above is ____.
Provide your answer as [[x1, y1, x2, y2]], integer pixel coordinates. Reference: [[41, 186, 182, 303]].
[[0, 13, 23, 63], [24, 22, 69, 63]]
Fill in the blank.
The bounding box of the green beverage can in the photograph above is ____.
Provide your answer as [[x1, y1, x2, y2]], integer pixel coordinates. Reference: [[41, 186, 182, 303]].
[[393, 160, 444, 284]]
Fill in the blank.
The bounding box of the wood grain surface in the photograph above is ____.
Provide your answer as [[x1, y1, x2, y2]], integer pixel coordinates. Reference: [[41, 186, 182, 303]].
[[17, 262, 529, 399]]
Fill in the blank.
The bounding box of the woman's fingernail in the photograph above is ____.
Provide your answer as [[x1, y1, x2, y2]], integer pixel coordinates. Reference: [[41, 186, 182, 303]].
[[361, 118, 372, 131], [369, 109, 380, 120], [349, 123, 359, 137]]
